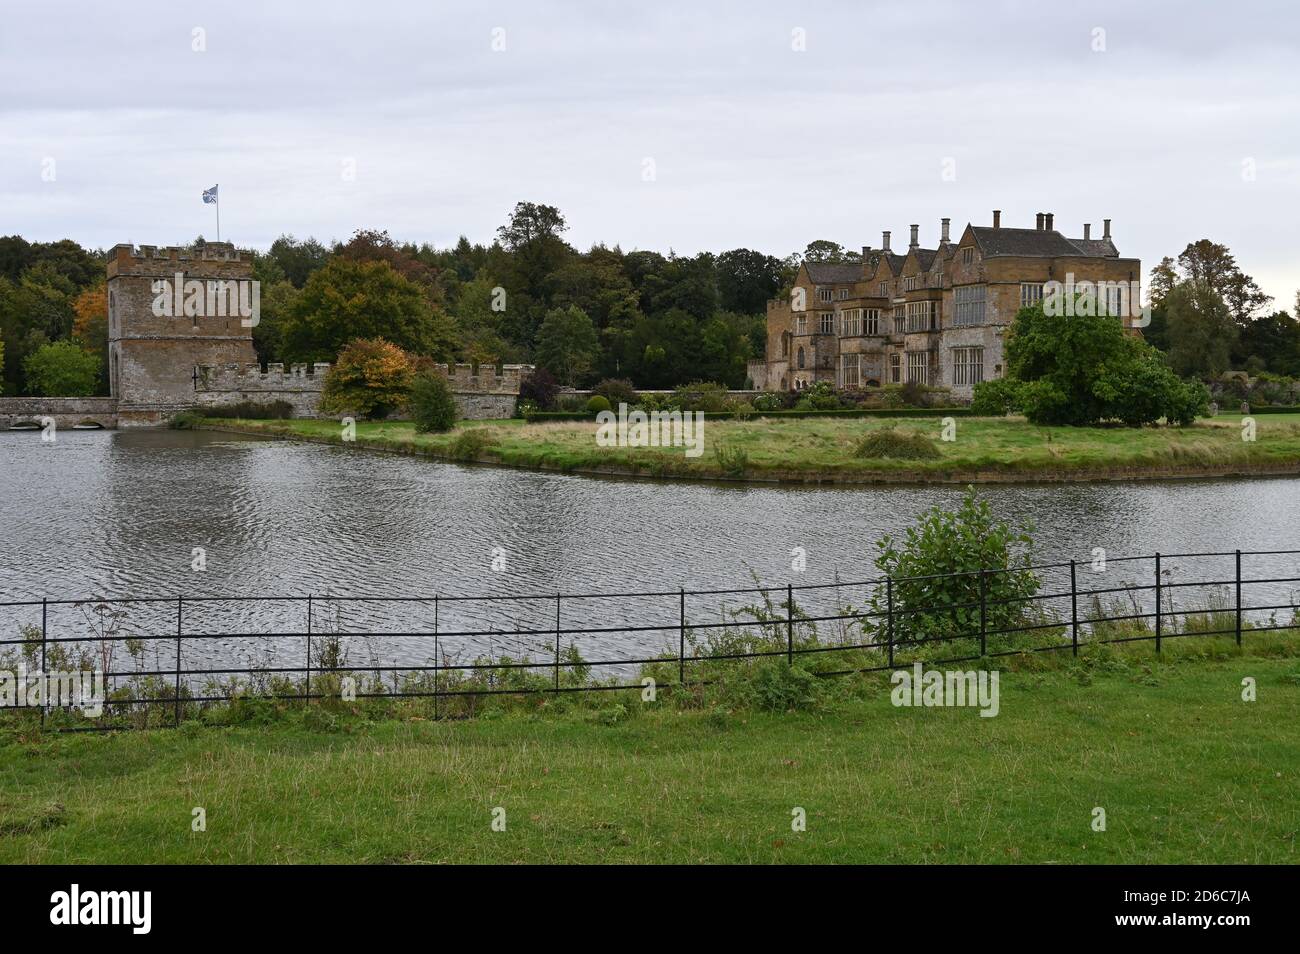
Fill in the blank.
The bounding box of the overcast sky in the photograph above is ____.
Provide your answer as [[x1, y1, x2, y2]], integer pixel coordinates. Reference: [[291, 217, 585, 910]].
[[2, 0, 1297, 305]]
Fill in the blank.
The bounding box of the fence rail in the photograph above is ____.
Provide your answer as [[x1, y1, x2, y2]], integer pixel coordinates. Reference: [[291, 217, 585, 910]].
[[2, 548, 1298, 730]]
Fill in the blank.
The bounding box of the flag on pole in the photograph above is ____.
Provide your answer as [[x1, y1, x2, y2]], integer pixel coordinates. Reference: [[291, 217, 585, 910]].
[[202, 184, 219, 204]]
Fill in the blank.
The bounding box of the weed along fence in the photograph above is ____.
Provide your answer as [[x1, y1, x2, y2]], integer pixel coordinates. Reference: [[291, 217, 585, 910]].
[[2, 548, 1298, 730]]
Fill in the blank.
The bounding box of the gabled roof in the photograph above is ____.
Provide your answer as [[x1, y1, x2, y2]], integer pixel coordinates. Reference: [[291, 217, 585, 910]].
[[913, 248, 938, 271], [804, 262, 863, 284], [969, 226, 1083, 258]]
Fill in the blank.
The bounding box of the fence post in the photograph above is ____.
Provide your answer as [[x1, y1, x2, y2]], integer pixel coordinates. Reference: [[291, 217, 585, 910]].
[[174, 596, 183, 725], [979, 569, 988, 657], [305, 594, 312, 703], [786, 583, 794, 667], [886, 577, 894, 668], [1235, 549, 1242, 647], [40, 598, 47, 729], [1154, 553, 1162, 654], [553, 593, 561, 694], [678, 587, 685, 687], [1069, 560, 1079, 657], [433, 595, 440, 720]]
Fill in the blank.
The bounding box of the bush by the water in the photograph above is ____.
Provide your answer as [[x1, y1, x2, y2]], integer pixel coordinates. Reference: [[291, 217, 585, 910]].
[[449, 428, 495, 460], [854, 427, 942, 460], [409, 369, 458, 433], [870, 487, 1038, 649]]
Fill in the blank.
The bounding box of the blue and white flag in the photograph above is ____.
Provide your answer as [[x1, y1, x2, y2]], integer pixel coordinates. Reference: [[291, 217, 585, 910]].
[[202, 184, 218, 204]]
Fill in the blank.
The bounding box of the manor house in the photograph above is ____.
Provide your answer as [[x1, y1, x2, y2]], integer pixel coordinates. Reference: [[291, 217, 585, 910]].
[[753, 211, 1142, 400]]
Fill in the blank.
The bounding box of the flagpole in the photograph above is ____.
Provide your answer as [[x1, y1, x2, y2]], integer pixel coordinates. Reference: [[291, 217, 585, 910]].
[[216, 196, 220, 242]]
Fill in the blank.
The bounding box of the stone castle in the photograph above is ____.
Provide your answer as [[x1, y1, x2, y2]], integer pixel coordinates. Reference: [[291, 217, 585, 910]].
[[99, 242, 529, 425], [751, 211, 1142, 400]]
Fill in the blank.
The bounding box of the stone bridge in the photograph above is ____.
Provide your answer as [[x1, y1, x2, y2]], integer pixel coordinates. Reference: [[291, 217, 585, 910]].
[[0, 397, 118, 430]]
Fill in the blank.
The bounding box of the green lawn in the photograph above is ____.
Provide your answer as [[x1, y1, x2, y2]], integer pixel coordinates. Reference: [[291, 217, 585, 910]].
[[203, 413, 1300, 484], [2, 654, 1297, 864]]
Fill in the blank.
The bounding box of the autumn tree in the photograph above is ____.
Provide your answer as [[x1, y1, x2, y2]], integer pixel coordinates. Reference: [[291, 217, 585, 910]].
[[71, 283, 108, 390], [319, 338, 417, 419]]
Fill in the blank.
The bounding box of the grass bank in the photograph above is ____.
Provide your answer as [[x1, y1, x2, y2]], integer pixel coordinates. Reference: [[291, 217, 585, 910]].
[[201, 413, 1300, 484], [2, 649, 1297, 864]]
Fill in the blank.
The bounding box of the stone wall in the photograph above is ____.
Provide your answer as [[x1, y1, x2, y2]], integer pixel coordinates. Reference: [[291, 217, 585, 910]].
[[193, 362, 330, 416], [0, 397, 118, 429]]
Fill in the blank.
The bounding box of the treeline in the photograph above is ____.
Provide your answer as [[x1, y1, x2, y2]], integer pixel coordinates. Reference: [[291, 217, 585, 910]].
[[1143, 240, 1300, 379], [0, 202, 799, 396]]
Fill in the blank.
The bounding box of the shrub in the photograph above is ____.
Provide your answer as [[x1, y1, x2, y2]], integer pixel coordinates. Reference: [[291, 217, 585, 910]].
[[585, 394, 611, 413], [449, 428, 495, 460], [672, 381, 731, 413], [854, 427, 942, 460], [409, 369, 458, 433], [870, 487, 1039, 650], [592, 377, 638, 409], [752, 392, 785, 412], [168, 409, 205, 430], [970, 378, 1020, 416], [713, 442, 749, 477], [319, 337, 416, 419], [519, 368, 560, 410], [899, 380, 927, 408]]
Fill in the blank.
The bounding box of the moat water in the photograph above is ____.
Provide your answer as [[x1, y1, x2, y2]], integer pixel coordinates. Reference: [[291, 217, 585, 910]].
[[2, 428, 1299, 680]]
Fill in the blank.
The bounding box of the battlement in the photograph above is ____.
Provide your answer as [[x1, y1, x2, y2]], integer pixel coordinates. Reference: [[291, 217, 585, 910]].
[[111, 242, 246, 264], [195, 362, 331, 392], [433, 363, 534, 394]]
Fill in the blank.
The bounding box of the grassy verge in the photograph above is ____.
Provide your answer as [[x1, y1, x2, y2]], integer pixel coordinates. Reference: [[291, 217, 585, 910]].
[[199, 413, 1300, 484], [2, 645, 1297, 864]]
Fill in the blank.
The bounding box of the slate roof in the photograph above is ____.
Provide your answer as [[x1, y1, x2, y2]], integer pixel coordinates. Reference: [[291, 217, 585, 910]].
[[804, 262, 863, 284], [969, 227, 1120, 259], [914, 248, 938, 271]]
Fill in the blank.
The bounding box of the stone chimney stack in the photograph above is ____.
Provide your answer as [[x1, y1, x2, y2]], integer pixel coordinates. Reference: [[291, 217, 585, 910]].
[[1045, 212, 1054, 231], [992, 210, 1001, 229], [861, 245, 871, 259], [909, 224, 919, 249], [1084, 223, 1092, 240], [1036, 212, 1045, 230], [1103, 218, 1112, 240], [941, 218, 951, 243], [882, 230, 891, 252]]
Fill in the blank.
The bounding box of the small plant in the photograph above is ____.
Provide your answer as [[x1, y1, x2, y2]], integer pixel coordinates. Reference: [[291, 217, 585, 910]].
[[854, 427, 942, 460], [168, 409, 205, 429], [449, 428, 495, 460], [585, 394, 611, 414], [713, 442, 748, 477], [752, 392, 784, 412], [409, 369, 458, 433]]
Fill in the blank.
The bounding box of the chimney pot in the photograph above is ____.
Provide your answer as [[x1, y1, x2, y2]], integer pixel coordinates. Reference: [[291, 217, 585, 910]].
[[882, 230, 891, 252], [909, 224, 919, 249], [1083, 223, 1091, 240], [1045, 212, 1054, 231], [1103, 218, 1112, 240], [1036, 212, 1045, 230], [941, 218, 951, 243], [861, 245, 870, 260], [992, 210, 1001, 229]]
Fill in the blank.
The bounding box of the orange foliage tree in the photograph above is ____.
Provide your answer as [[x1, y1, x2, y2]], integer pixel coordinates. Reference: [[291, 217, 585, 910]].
[[319, 337, 417, 419]]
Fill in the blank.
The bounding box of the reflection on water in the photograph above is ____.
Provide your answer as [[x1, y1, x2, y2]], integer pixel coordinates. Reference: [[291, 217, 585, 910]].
[[2, 428, 1299, 676]]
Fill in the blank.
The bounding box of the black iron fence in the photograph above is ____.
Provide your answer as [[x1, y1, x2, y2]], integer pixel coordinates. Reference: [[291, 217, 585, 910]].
[[2, 548, 1298, 729]]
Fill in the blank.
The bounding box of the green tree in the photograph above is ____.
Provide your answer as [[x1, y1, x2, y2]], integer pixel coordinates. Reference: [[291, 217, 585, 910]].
[[1003, 299, 1207, 427], [1164, 281, 1235, 378], [535, 305, 599, 386], [267, 234, 331, 288], [802, 240, 860, 264], [409, 368, 458, 433], [23, 340, 100, 396], [280, 258, 457, 363], [716, 248, 783, 314]]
